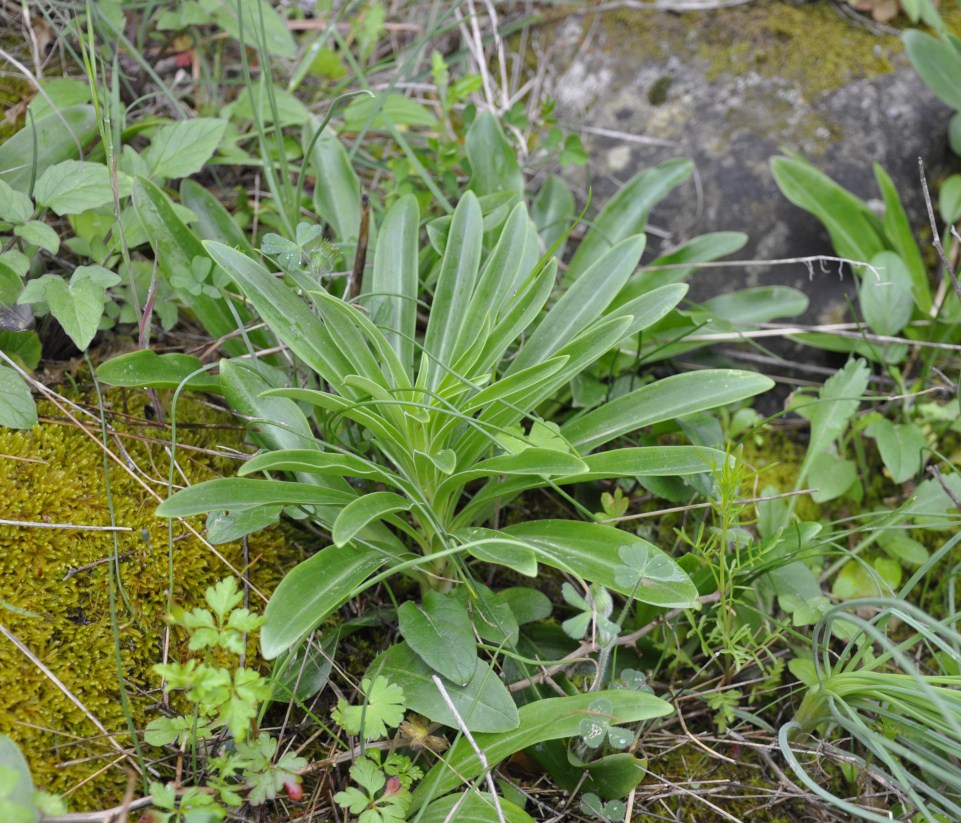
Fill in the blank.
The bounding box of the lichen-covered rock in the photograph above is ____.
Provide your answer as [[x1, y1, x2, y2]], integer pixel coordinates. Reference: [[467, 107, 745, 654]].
[[542, 2, 958, 325], [0, 388, 299, 810]]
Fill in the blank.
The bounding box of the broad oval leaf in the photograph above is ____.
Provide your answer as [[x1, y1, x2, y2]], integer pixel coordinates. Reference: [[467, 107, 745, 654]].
[[0, 105, 98, 193], [156, 478, 355, 517], [261, 544, 388, 659], [454, 582, 519, 647], [904, 29, 961, 111], [859, 251, 914, 336], [370, 641, 519, 733], [145, 118, 227, 180], [398, 591, 477, 686], [0, 366, 37, 429], [411, 689, 672, 811], [34, 160, 119, 215], [331, 492, 410, 547]]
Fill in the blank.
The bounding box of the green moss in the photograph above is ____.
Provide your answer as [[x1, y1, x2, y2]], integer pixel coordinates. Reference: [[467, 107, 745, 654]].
[[604, 2, 898, 96], [741, 430, 821, 523], [0, 390, 299, 810], [635, 742, 812, 821], [647, 75, 673, 106]]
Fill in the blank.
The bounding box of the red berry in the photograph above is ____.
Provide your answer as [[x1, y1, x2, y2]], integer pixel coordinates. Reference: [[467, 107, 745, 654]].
[[284, 779, 304, 802]]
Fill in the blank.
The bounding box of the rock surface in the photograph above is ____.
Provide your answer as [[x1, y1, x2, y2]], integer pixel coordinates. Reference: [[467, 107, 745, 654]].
[[543, 2, 957, 330]]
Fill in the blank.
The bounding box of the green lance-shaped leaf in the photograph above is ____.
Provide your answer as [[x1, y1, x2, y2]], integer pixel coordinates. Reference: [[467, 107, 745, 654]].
[[305, 120, 360, 244], [771, 155, 884, 265], [180, 178, 256, 256], [203, 240, 355, 393], [418, 792, 534, 823], [133, 178, 249, 353], [466, 109, 523, 202], [156, 477, 356, 517], [566, 158, 692, 284], [532, 175, 575, 258], [422, 192, 483, 390], [503, 521, 699, 608], [563, 369, 774, 453], [260, 543, 392, 659], [904, 29, 961, 111], [0, 105, 98, 194], [239, 449, 397, 483], [874, 164, 929, 312], [332, 492, 411, 547], [454, 202, 533, 362], [625, 231, 748, 296], [436, 448, 588, 498], [510, 235, 645, 374], [455, 445, 730, 527], [96, 350, 221, 392], [369, 194, 419, 376], [411, 689, 672, 811]]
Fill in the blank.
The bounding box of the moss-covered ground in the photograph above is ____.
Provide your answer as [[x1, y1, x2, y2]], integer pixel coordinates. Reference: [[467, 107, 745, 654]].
[[0, 387, 298, 808]]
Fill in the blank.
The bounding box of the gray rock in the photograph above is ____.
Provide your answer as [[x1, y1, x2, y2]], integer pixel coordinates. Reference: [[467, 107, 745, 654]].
[[543, 4, 955, 330]]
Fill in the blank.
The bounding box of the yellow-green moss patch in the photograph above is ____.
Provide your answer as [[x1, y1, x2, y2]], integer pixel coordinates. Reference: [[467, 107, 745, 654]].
[[0, 390, 300, 810]]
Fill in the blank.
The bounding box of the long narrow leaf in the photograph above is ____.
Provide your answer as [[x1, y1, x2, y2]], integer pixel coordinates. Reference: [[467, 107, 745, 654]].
[[261, 544, 388, 659], [563, 370, 773, 452], [369, 194, 420, 376], [455, 446, 728, 527], [156, 477, 356, 517], [204, 241, 356, 392], [411, 690, 672, 810], [503, 521, 699, 606], [332, 492, 411, 547], [566, 158, 692, 283], [510, 235, 645, 374], [423, 193, 483, 389]]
